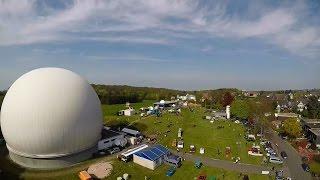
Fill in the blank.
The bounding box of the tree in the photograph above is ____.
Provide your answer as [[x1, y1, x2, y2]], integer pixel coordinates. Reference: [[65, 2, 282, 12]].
[[221, 92, 234, 107], [306, 96, 320, 119], [283, 118, 302, 138], [231, 99, 250, 119]]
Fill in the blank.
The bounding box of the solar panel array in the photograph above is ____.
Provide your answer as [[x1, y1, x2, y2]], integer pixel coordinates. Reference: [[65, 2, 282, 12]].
[[134, 144, 170, 161]]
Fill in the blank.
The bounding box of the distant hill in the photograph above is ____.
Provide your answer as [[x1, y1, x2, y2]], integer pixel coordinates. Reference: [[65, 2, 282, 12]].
[[91, 84, 243, 105]]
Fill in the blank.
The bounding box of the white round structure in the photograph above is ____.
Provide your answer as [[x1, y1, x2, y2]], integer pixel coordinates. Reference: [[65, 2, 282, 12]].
[[0, 68, 103, 169]]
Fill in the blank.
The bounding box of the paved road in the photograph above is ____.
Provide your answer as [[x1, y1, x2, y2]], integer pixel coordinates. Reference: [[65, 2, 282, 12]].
[[175, 151, 275, 175], [265, 129, 312, 180]]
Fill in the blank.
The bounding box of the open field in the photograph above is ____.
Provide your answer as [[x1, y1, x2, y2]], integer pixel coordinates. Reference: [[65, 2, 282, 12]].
[[103, 103, 265, 165], [108, 160, 273, 180], [0, 153, 273, 180], [0, 102, 273, 179], [102, 100, 154, 116]]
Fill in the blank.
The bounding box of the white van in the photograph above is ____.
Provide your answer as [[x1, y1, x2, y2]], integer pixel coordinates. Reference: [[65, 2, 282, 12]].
[[269, 156, 283, 164]]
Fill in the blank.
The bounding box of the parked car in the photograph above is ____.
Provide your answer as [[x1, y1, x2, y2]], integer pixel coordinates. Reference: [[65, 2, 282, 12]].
[[265, 142, 272, 148], [265, 147, 273, 152], [177, 140, 184, 149], [190, 145, 196, 153], [275, 170, 284, 180], [280, 151, 288, 159], [107, 147, 120, 154], [166, 166, 176, 176], [194, 160, 202, 169], [269, 156, 283, 164], [266, 152, 277, 157], [301, 163, 310, 172], [266, 149, 277, 157]]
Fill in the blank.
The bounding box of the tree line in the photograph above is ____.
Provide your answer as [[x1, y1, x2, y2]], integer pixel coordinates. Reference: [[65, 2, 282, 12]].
[[92, 84, 183, 104]]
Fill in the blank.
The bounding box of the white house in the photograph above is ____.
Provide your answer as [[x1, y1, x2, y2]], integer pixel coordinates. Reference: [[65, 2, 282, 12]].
[[177, 94, 196, 101], [297, 102, 306, 112], [288, 92, 294, 100], [119, 108, 135, 116], [186, 94, 196, 101]]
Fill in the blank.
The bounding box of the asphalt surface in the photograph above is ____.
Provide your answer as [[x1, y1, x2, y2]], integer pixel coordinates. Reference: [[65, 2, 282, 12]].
[[265, 129, 312, 180], [175, 151, 275, 176]]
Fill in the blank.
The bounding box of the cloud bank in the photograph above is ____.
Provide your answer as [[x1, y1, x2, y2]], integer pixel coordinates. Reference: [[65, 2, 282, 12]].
[[0, 0, 319, 58]]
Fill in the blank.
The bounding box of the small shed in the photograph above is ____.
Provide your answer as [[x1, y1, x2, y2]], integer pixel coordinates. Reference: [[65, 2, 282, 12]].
[[124, 109, 135, 116]]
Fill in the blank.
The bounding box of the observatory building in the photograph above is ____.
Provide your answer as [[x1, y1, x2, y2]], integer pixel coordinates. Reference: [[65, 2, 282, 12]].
[[0, 68, 103, 169]]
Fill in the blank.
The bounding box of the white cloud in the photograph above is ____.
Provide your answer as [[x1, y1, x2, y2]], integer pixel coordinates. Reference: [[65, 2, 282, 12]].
[[0, 0, 319, 58], [85, 55, 169, 63]]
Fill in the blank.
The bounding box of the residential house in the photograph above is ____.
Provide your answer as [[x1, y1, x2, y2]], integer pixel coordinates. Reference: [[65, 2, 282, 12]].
[[243, 91, 259, 98], [297, 101, 306, 112]]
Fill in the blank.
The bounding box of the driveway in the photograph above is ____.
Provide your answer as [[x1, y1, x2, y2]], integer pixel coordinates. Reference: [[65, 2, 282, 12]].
[[175, 151, 275, 175], [265, 129, 312, 180]]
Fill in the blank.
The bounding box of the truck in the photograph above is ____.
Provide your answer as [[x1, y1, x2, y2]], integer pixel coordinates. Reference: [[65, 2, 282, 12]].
[[119, 144, 148, 162]]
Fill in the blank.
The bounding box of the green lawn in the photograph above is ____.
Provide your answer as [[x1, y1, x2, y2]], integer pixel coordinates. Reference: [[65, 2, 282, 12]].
[[108, 160, 273, 180], [102, 100, 154, 116], [104, 106, 264, 165], [0, 102, 273, 179], [309, 161, 320, 176]]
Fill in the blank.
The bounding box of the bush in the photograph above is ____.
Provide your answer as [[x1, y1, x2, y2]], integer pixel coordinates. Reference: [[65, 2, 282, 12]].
[[314, 154, 320, 163]]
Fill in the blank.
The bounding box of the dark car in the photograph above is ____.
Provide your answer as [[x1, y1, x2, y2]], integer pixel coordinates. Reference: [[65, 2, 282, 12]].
[[280, 151, 288, 159], [166, 166, 176, 176], [301, 163, 310, 172]]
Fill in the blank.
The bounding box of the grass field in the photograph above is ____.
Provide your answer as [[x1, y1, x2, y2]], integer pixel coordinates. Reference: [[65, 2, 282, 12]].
[[310, 161, 320, 176], [102, 100, 154, 116], [108, 159, 273, 180], [103, 103, 264, 165], [0, 102, 272, 179]]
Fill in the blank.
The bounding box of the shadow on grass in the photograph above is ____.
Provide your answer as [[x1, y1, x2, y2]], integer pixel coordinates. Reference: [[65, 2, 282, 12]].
[[106, 119, 130, 130], [128, 122, 148, 132], [105, 119, 148, 132], [0, 146, 25, 180]]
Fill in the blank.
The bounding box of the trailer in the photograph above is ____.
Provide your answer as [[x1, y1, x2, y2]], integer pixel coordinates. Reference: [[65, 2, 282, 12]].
[[119, 144, 148, 162], [122, 128, 141, 137]]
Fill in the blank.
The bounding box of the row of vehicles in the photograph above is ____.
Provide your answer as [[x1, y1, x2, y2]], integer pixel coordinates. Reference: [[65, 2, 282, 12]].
[[262, 141, 285, 164]]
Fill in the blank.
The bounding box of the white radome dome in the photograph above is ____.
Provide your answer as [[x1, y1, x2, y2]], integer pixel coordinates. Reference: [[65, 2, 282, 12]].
[[0, 68, 103, 158]]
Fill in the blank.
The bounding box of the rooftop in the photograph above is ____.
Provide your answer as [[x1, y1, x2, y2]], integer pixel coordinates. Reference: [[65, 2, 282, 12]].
[[101, 128, 122, 139], [154, 100, 178, 105], [134, 144, 170, 161], [301, 118, 320, 124], [309, 128, 320, 136]]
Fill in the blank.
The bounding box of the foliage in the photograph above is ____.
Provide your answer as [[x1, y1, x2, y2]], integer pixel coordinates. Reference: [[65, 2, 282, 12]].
[[305, 96, 320, 119], [92, 84, 182, 104], [282, 118, 302, 138], [221, 92, 234, 107], [231, 99, 250, 119]]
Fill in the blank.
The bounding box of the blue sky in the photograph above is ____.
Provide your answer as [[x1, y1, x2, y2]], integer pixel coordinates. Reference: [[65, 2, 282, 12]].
[[0, 0, 319, 90]]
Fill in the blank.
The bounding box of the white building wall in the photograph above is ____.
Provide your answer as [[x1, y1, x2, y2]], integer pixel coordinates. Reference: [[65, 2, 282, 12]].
[[133, 155, 156, 170], [226, 105, 230, 119], [98, 134, 124, 150], [124, 109, 135, 116]]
